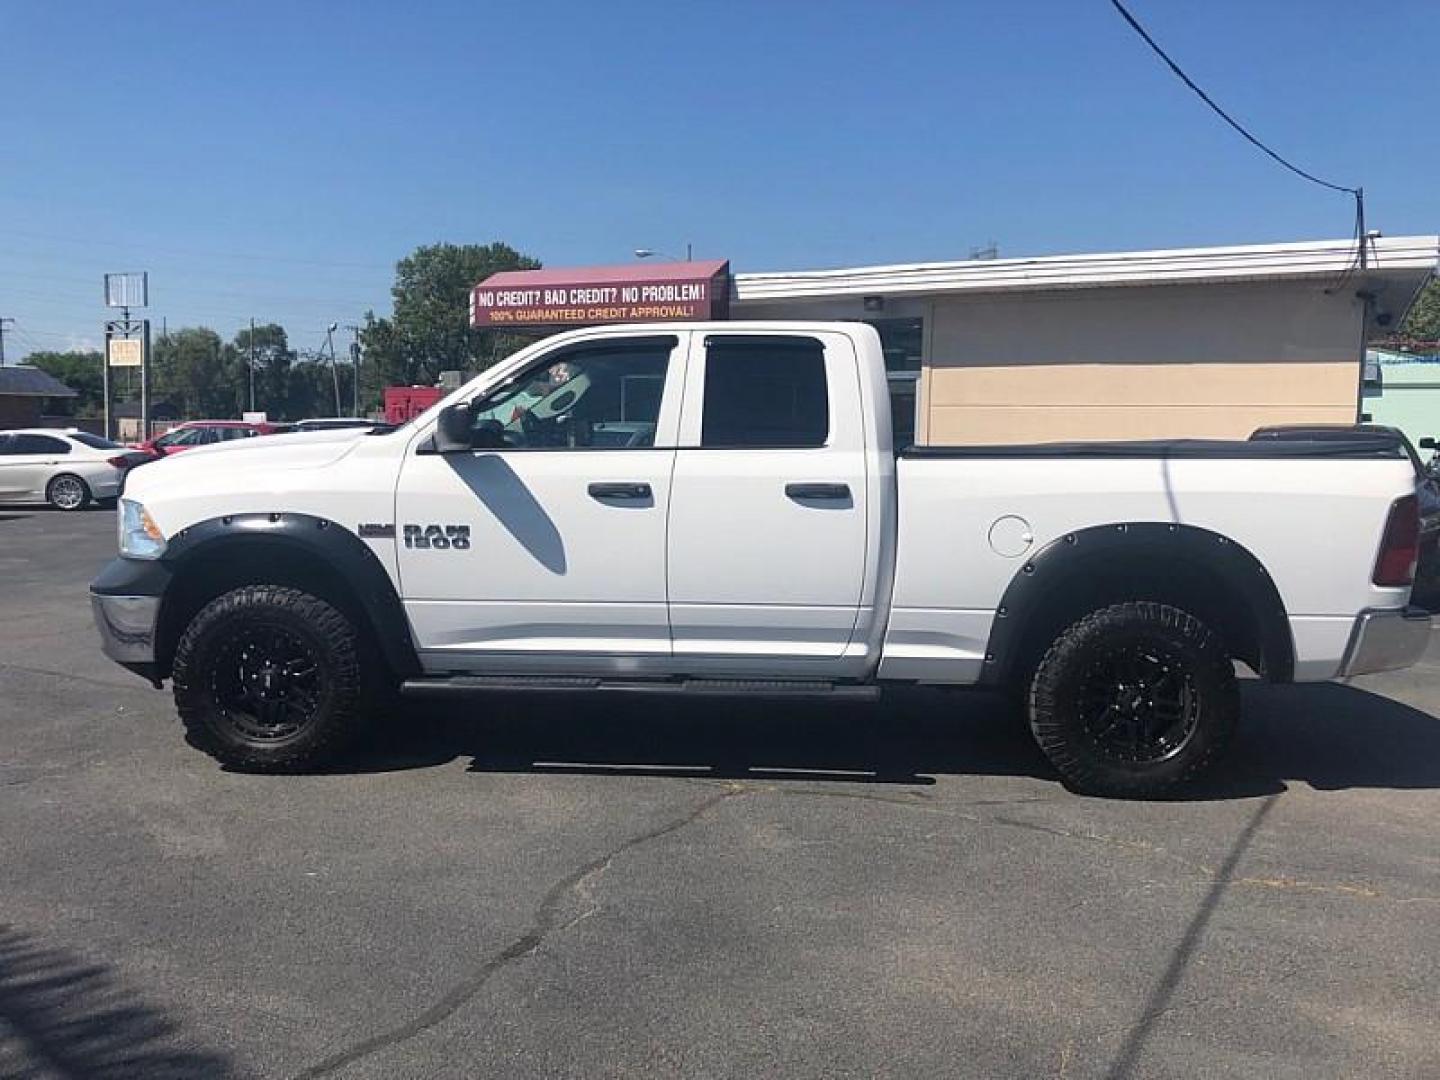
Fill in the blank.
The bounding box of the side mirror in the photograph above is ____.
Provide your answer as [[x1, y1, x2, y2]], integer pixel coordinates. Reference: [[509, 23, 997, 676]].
[[433, 403, 473, 454], [472, 419, 506, 449], [1420, 437, 1436, 450]]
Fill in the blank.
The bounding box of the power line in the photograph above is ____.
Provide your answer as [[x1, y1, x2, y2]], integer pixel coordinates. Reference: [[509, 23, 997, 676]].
[[1106, 1, 1359, 197]]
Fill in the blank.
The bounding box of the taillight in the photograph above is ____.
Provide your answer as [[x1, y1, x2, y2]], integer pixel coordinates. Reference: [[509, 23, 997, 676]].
[[107, 455, 130, 468], [1373, 494, 1420, 587]]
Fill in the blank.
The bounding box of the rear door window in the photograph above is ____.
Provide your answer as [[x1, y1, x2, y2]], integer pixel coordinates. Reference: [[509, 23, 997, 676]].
[[700, 336, 829, 448], [11, 434, 70, 454]]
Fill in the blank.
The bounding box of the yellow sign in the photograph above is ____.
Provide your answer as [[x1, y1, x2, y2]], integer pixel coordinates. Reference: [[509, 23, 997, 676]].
[[108, 338, 142, 367]]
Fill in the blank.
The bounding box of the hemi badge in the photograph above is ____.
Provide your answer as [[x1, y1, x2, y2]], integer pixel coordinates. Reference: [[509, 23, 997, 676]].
[[358, 523, 396, 539]]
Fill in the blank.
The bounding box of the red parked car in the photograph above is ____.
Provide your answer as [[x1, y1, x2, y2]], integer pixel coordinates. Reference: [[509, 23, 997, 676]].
[[135, 419, 291, 457]]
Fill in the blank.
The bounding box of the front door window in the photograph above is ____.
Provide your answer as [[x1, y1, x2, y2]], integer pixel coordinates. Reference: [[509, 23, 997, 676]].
[[471, 343, 671, 450]]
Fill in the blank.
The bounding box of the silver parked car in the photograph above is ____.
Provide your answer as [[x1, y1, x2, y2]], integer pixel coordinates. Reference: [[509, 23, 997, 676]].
[[0, 429, 148, 510]]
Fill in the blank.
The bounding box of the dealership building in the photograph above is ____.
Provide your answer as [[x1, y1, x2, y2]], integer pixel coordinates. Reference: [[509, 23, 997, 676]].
[[472, 235, 1438, 446]]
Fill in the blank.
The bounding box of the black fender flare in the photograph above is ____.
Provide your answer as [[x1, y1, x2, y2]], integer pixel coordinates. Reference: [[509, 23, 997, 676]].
[[159, 512, 419, 677], [978, 522, 1295, 686]]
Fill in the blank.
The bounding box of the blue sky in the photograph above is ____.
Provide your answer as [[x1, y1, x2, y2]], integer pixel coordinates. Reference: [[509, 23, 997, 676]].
[[4, 0, 1436, 358]]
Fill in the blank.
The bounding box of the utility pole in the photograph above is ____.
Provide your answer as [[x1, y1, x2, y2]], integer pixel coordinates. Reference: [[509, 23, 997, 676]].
[[0, 317, 13, 366], [248, 317, 257, 413]]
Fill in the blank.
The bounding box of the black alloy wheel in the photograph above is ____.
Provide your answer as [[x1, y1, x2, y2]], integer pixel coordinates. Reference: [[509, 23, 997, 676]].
[[210, 624, 326, 743], [1074, 642, 1200, 765]]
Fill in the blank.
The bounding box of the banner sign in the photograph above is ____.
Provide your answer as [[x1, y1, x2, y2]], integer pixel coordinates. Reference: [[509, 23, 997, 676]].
[[471, 260, 730, 328], [107, 338, 143, 367]]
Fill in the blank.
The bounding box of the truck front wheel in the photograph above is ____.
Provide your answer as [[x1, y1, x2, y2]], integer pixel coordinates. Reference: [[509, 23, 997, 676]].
[[1027, 601, 1238, 797], [172, 585, 367, 770]]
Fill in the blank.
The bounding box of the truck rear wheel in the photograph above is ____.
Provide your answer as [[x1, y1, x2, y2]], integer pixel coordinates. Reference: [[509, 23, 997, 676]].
[[172, 585, 367, 770], [1027, 601, 1237, 797]]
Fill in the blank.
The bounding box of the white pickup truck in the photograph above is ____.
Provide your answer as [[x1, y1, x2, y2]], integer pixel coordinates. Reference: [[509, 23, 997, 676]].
[[91, 322, 1430, 795]]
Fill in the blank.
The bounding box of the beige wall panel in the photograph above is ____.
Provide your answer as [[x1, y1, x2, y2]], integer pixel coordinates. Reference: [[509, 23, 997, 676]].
[[927, 404, 1357, 445], [927, 282, 1364, 368], [928, 361, 1357, 408]]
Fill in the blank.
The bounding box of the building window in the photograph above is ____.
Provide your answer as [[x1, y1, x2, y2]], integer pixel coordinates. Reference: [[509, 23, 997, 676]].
[[867, 317, 923, 373], [865, 317, 923, 448]]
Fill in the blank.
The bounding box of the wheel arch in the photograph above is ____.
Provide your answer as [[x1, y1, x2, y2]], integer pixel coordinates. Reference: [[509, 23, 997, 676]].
[[979, 522, 1295, 689], [154, 513, 419, 681]]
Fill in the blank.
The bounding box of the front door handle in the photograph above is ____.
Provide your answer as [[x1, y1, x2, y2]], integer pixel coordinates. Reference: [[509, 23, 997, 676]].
[[785, 482, 851, 501], [588, 482, 652, 500]]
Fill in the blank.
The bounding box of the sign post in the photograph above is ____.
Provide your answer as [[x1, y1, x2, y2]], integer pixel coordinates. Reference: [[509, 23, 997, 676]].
[[103, 272, 149, 441]]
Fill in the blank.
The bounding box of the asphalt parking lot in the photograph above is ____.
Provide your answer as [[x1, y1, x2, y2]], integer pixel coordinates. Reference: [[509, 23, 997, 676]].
[[3, 508, 1439, 1079]]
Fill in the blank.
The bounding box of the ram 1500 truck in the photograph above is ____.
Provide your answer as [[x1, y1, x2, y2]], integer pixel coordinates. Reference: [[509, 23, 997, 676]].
[[91, 322, 1431, 796]]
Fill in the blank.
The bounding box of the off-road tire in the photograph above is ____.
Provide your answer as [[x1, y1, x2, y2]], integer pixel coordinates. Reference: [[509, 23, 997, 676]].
[[173, 585, 367, 771], [46, 473, 91, 511], [1027, 601, 1238, 797]]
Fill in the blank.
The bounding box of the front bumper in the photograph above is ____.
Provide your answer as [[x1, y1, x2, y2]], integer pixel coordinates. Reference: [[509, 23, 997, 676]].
[[90, 556, 174, 683], [91, 592, 160, 665], [1339, 606, 1431, 678]]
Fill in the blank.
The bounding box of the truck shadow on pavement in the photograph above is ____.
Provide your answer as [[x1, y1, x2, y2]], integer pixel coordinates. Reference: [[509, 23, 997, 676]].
[[340, 680, 1440, 800], [0, 924, 236, 1079]]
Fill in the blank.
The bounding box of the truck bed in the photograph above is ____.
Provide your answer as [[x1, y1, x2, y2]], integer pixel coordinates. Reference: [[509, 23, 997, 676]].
[[882, 441, 1418, 684]]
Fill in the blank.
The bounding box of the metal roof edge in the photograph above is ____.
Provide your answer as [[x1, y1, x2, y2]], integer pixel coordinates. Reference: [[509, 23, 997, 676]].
[[732, 235, 1440, 301]]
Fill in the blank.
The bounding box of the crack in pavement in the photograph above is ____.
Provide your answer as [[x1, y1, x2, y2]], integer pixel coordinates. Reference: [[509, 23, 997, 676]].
[[289, 783, 746, 1079]]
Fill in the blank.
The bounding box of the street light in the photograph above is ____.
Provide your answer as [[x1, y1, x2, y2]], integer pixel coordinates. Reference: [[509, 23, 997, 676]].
[[345, 324, 362, 418], [324, 322, 341, 416]]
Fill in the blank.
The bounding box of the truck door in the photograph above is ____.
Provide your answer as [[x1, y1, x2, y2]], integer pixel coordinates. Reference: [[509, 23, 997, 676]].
[[395, 334, 684, 670], [667, 332, 869, 665]]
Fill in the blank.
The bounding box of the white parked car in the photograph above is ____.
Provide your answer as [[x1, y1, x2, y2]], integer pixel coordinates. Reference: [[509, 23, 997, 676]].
[[92, 322, 1430, 795], [0, 428, 147, 510]]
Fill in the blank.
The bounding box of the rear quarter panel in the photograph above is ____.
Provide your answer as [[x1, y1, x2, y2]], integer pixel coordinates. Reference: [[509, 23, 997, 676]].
[[883, 455, 1418, 682]]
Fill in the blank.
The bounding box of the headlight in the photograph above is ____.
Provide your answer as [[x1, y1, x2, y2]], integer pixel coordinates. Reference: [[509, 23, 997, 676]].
[[118, 498, 167, 559]]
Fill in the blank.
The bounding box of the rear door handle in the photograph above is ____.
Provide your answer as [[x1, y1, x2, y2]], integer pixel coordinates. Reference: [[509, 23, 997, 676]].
[[785, 482, 851, 501], [588, 482, 652, 500]]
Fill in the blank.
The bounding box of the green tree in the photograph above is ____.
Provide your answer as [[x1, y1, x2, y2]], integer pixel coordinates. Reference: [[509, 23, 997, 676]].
[[151, 327, 242, 418], [282, 358, 325, 419], [1398, 277, 1440, 343], [24, 350, 105, 416], [232, 323, 296, 418], [360, 242, 541, 389]]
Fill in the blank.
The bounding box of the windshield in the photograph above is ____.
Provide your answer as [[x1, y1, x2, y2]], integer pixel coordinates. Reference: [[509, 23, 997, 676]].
[[155, 426, 210, 448]]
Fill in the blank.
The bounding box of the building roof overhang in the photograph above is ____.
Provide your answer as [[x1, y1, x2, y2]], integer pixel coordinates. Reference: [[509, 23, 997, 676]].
[[732, 235, 1439, 303]]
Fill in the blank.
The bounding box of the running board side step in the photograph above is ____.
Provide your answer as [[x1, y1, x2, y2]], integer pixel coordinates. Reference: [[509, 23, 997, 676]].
[[400, 676, 881, 701]]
